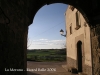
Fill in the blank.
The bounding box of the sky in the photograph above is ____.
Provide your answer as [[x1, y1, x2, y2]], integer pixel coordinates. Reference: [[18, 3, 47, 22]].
[[28, 3, 68, 49]]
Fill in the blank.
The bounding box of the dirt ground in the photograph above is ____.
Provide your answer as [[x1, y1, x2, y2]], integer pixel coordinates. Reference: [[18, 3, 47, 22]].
[[27, 61, 78, 75]]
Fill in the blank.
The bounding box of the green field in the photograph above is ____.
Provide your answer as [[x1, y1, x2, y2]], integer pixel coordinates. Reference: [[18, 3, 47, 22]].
[[27, 49, 66, 62]]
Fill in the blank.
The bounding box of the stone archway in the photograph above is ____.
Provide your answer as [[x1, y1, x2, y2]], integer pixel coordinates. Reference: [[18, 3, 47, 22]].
[[0, 0, 100, 75], [77, 41, 82, 72]]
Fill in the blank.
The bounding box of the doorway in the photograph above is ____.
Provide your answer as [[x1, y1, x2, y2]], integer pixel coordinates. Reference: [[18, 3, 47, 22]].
[[77, 41, 82, 72]]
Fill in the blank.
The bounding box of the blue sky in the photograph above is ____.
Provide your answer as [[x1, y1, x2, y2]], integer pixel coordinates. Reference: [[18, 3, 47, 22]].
[[28, 3, 68, 49]]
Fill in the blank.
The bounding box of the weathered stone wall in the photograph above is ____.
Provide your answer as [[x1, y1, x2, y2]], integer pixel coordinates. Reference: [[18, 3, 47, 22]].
[[0, 23, 28, 75], [83, 65, 92, 75], [90, 25, 100, 75], [67, 57, 92, 75], [0, 0, 29, 75], [67, 57, 77, 68]]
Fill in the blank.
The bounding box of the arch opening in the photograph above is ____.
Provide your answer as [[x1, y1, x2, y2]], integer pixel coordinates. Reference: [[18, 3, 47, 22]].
[[77, 41, 82, 72], [27, 1, 92, 75], [27, 3, 67, 75]]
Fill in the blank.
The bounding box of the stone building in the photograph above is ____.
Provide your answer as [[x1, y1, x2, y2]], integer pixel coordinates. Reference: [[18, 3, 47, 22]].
[[65, 5, 92, 75]]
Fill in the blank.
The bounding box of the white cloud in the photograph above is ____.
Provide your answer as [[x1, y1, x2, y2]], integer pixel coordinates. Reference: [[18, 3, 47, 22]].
[[28, 39, 66, 49], [52, 40, 65, 42], [45, 41, 51, 42], [39, 39, 48, 41], [52, 40, 63, 42]]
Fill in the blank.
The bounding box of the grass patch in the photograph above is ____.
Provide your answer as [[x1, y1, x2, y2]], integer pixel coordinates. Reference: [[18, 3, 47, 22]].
[[27, 49, 66, 62]]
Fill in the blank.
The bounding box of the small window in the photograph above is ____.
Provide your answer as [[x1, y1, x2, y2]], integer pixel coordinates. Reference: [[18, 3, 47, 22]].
[[75, 11, 81, 30], [70, 25, 72, 34], [76, 11, 79, 26]]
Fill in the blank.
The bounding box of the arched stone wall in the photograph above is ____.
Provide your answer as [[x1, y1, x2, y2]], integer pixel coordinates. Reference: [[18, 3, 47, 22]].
[[0, 0, 100, 75]]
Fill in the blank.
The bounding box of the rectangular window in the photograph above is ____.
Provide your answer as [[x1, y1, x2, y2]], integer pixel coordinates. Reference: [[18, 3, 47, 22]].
[[75, 11, 81, 30], [70, 25, 72, 34], [76, 11, 79, 26]]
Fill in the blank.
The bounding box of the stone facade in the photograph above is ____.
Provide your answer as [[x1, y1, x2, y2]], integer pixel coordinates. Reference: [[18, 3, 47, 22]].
[[65, 5, 92, 75]]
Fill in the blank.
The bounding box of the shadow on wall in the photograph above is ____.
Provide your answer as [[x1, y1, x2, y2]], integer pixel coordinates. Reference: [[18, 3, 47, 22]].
[[27, 72, 40, 75], [95, 24, 100, 48], [98, 36, 100, 48]]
